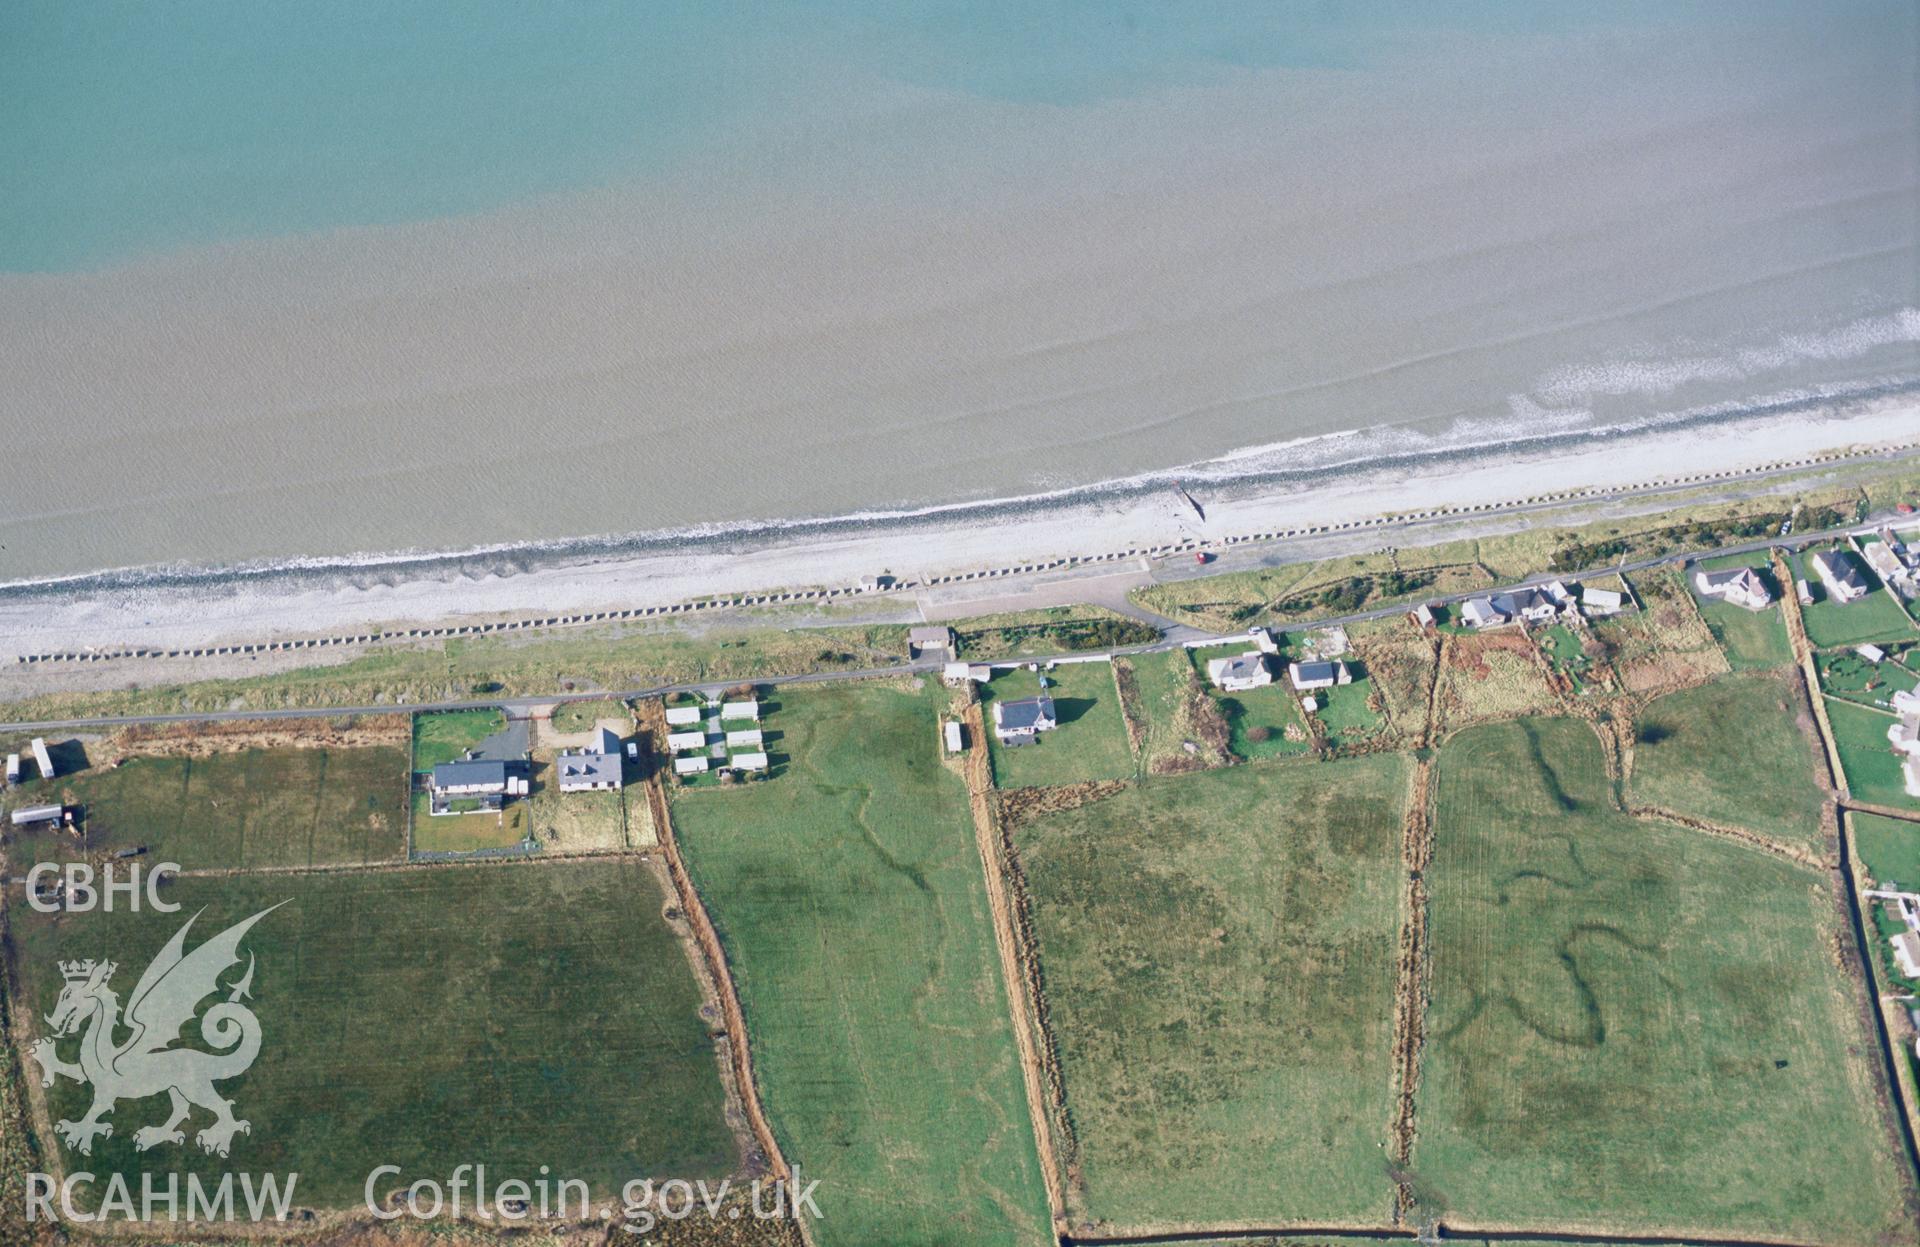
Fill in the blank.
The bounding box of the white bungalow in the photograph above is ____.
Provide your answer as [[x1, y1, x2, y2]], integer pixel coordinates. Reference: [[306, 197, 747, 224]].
[[1207, 652, 1273, 692], [1694, 566, 1772, 611], [1581, 587, 1625, 616], [1460, 597, 1507, 629]]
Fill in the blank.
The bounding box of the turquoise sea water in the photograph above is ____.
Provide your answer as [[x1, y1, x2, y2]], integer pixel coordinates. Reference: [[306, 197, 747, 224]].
[[2, 0, 1756, 274], [0, 1, 1912, 580]]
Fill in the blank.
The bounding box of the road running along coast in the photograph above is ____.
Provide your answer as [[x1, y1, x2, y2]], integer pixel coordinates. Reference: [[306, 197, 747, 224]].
[[0, 507, 1905, 735]]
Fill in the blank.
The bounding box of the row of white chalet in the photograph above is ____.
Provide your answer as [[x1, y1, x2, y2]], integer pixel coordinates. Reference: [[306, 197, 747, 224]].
[[666, 698, 767, 776]]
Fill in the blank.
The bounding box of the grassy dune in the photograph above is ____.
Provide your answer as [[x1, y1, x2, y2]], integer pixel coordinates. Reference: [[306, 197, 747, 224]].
[[1418, 718, 1909, 1242]]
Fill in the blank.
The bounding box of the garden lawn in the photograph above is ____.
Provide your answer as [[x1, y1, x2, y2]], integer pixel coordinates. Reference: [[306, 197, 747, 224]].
[[1686, 552, 1793, 670], [1853, 811, 1920, 889], [982, 662, 1135, 788], [1826, 698, 1919, 810]]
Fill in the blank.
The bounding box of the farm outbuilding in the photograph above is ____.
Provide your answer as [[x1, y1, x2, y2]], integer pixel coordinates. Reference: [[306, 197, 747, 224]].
[[944, 720, 965, 753], [1288, 660, 1351, 691], [908, 626, 955, 658]]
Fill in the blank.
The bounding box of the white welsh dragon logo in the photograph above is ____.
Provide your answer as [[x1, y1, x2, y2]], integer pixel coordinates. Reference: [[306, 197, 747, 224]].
[[29, 903, 284, 1158]]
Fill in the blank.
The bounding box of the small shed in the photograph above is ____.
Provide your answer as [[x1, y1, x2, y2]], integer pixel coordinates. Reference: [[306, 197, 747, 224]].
[[944, 721, 965, 753], [1412, 604, 1436, 629], [909, 626, 955, 658], [1857, 644, 1887, 664]]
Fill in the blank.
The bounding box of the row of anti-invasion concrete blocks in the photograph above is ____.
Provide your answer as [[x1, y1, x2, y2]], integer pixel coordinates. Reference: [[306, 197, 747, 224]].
[[10, 445, 1902, 667]]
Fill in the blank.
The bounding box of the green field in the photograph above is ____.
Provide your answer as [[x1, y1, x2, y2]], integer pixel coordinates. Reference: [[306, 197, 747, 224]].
[[411, 707, 507, 770], [10, 860, 735, 1207], [1014, 755, 1410, 1229], [1793, 549, 1919, 649], [1630, 672, 1829, 853], [672, 682, 1052, 1247], [1825, 698, 1918, 809], [1854, 811, 1920, 889], [1686, 553, 1793, 670], [982, 661, 1135, 789], [1417, 718, 1909, 1241], [7, 746, 407, 869]]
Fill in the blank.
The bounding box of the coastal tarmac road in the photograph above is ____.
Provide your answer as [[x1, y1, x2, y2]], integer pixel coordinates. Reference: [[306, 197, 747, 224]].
[[0, 509, 1901, 735]]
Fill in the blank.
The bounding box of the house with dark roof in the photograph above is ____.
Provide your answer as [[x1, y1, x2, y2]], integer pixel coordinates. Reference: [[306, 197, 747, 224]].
[[1460, 597, 1507, 629], [1288, 659, 1351, 691], [992, 695, 1058, 744], [1811, 549, 1871, 603]]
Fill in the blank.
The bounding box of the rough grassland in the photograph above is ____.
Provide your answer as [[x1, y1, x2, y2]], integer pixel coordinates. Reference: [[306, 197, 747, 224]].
[[982, 662, 1135, 789], [672, 682, 1052, 1247], [1826, 698, 1919, 810], [1436, 632, 1559, 728], [1116, 649, 1236, 772], [10, 860, 735, 1207], [1855, 811, 1920, 888], [7, 745, 407, 869], [1016, 755, 1410, 1230], [1630, 672, 1829, 853], [1687, 552, 1793, 670], [1419, 718, 1909, 1242]]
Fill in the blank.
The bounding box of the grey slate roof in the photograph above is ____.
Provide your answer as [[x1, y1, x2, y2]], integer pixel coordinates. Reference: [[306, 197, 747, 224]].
[[432, 759, 509, 790], [995, 695, 1057, 732]]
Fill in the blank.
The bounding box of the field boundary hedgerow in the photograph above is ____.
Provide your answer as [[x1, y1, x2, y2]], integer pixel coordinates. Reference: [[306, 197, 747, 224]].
[[1387, 758, 1434, 1226], [634, 699, 797, 1204], [961, 696, 1072, 1237]]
